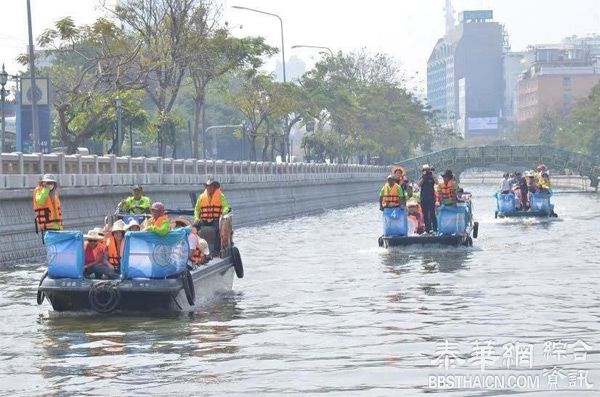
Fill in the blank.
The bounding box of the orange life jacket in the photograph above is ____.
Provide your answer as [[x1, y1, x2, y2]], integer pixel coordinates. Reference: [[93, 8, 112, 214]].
[[199, 190, 223, 221], [439, 180, 456, 202], [106, 235, 124, 270], [381, 183, 401, 207], [32, 186, 63, 230], [146, 214, 169, 228]]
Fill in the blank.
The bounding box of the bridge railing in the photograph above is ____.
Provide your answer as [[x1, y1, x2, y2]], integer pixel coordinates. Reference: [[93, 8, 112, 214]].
[[0, 152, 388, 189]]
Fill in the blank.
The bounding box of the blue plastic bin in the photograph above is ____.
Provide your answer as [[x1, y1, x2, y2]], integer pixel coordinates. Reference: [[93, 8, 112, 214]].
[[437, 204, 468, 235], [120, 227, 190, 279], [46, 231, 84, 279], [382, 207, 408, 236], [529, 192, 552, 213], [497, 192, 516, 213]]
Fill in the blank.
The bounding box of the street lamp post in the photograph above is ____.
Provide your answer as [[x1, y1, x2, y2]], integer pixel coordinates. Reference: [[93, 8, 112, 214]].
[[291, 44, 334, 57], [0, 64, 8, 153], [233, 5, 292, 160], [232, 5, 286, 83], [26, 0, 39, 152], [205, 124, 243, 160]]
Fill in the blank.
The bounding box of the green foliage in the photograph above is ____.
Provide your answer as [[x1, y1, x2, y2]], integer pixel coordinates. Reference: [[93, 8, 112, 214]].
[[553, 83, 600, 155], [299, 50, 436, 163]]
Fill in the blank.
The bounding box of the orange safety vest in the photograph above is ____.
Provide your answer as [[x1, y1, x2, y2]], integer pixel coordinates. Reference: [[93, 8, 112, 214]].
[[32, 186, 63, 230], [199, 190, 223, 221], [381, 183, 401, 207], [106, 235, 124, 270], [146, 214, 168, 227], [439, 180, 455, 202]]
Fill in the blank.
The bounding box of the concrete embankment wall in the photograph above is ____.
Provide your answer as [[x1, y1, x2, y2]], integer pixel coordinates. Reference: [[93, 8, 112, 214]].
[[0, 174, 383, 266]]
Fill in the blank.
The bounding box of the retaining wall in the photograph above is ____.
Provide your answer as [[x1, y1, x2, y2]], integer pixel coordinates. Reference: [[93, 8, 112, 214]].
[[0, 173, 384, 266]]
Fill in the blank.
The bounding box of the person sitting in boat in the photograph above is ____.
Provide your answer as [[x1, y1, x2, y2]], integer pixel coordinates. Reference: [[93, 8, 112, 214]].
[[125, 219, 141, 232], [405, 184, 420, 202], [538, 172, 552, 193], [172, 217, 210, 265], [526, 172, 538, 194], [144, 202, 170, 236], [32, 174, 64, 234], [379, 175, 406, 210], [407, 199, 425, 235], [518, 173, 530, 209], [84, 230, 119, 279], [499, 173, 511, 194], [117, 185, 151, 214], [105, 220, 126, 273], [436, 169, 459, 206]]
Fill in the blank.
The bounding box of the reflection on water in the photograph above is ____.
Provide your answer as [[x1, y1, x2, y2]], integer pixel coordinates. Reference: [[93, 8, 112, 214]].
[[0, 186, 599, 395]]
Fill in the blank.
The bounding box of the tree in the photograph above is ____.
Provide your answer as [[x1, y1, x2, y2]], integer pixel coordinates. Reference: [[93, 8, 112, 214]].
[[23, 17, 145, 154], [299, 50, 434, 163], [187, 26, 276, 158], [227, 73, 279, 161], [112, 0, 209, 156]]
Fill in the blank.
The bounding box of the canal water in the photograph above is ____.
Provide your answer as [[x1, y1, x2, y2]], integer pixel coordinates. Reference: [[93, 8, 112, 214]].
[[0, 185, 599, 396]]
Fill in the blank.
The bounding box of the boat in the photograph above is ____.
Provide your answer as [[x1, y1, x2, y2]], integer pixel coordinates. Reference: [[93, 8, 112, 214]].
[[36, 211, 243, 313], [494, 191, 558, 218], [378, 196, 479, 248]]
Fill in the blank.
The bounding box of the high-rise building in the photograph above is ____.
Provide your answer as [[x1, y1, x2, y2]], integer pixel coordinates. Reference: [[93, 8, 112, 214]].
[[427, 10, 504, 138], [516, 44, 600, 123]]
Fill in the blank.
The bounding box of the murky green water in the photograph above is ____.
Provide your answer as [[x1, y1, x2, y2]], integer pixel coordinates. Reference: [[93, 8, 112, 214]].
[[1, 186, 599, 396]]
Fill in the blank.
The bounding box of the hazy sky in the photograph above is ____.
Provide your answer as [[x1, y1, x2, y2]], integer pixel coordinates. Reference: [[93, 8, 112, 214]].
[[1, 0, 599, 91]]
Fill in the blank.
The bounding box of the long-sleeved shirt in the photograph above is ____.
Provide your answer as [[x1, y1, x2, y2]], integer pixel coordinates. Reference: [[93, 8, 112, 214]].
[[144, 215, 170, 236], [499, 178, 511, 192], [118, 195, 151, 214]]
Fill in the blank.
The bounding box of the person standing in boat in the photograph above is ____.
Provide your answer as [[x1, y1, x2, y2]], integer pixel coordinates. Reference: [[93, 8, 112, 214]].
[[417, 164, 438, 233], [105, 220, 126, 273], [117, 185, 151, 214], [144, 202, 171, 235], [391, 165, 408, 190], [84, 230, 119, 279], [436, 169, 459, 206], [32, 174, 64, 236], [379, 175, 406, 210], [194, 179, 230, 230], [499, 173, 511, 194]]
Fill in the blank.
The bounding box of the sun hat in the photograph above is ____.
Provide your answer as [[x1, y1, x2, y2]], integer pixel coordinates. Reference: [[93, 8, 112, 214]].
[[407, 199, 419, 207], [41, 174, 57, 183], [171, 217, 191, 228], [125, 219, 141, 230], [150, 202, 165, 212], [84, 230, 104, 241], [391, 165, 406, 175], [111, 219, 126, 232]]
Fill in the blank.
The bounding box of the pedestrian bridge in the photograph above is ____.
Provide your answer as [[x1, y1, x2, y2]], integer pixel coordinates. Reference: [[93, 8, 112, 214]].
[[395, 145, 600, 188]]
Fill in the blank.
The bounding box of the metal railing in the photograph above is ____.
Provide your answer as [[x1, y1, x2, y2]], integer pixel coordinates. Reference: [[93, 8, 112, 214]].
[[0, 152, 388, 189]]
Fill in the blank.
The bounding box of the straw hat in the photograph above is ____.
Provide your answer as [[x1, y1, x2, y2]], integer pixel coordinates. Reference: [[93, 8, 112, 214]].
[[111, 219, 126, 232], [171, 216, 191, 228], [125, 219, 141, 230], [92, 227, 106, 236], [391, 165, 406, 175], [84, 230, 104, 241]]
